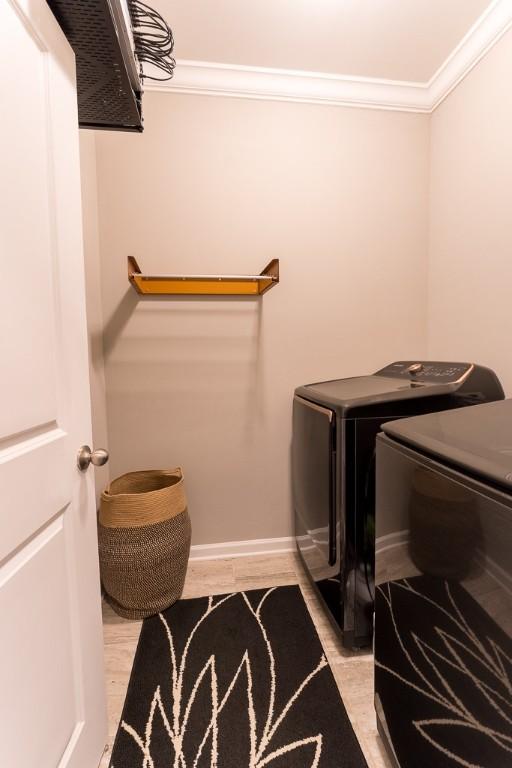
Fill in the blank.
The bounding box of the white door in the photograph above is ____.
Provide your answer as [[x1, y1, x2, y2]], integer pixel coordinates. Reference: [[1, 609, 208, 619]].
[[1, 1, 107, 766]]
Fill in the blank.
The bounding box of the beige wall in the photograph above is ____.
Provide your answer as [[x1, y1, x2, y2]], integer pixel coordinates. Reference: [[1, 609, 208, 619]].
[[81, 28, 512, 545], [79, 131, 110, 504], [427, 28, 512, 393], [93, 92, 430, 545]]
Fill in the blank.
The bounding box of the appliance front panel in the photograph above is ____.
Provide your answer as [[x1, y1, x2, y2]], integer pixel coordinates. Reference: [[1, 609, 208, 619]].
[[345, 416, 402, 647], [351, 418, 380, 644], [293, 395, 336, 578], [374, 436, 512, 768]]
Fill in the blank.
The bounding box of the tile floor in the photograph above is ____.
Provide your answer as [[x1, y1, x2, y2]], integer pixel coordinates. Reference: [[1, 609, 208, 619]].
[[100, 551, 392, 768]]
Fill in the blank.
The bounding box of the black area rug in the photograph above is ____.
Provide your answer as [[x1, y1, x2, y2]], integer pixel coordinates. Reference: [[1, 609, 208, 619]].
[[110, 585, 368, 768], [375, 575, 512, 768]]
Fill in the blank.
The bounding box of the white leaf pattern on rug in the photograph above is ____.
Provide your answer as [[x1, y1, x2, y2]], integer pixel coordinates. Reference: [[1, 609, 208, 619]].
[[121, 590, 327, 767], [375, 577, 512, 768], [110, 585, 367, 768]]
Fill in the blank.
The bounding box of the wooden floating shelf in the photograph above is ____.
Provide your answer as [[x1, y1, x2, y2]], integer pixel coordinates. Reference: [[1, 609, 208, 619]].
[[128, 256, 279, 296]]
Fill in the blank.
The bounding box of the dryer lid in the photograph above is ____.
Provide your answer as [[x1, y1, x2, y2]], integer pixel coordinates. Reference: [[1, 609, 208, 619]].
[[382, 398, 512, 491]]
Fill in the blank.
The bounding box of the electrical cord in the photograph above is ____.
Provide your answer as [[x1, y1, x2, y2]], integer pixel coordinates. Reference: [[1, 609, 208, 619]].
[[129, 0, 176, 81]]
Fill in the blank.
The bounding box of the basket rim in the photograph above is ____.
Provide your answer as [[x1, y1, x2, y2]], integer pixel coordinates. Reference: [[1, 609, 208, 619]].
[[102, 467, 184, 499]]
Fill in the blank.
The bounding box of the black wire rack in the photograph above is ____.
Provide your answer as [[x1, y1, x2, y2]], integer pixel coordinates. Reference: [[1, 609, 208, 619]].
[[47, 0, 177, 130], [47, 0, 143, 131]]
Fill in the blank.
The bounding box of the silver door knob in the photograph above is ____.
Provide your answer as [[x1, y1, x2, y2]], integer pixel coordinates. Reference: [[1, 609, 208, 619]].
[[77, 445, 109, 472]]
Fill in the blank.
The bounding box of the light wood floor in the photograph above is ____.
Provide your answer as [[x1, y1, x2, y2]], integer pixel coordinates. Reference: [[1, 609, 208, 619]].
[[99, 551, 392, 768]]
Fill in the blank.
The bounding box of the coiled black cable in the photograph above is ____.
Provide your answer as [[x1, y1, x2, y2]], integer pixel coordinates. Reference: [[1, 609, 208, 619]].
[[129, 0, 176, 81]]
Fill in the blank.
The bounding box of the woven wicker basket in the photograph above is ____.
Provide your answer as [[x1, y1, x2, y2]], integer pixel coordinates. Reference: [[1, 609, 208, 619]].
[[98, 468, 191, 619]]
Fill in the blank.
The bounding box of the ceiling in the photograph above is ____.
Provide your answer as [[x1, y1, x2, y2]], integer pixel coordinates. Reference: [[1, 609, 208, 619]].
[[151, 0, 493, 83]]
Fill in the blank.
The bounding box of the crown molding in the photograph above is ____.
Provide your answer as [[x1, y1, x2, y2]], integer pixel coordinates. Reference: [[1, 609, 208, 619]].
[[144, 0, 512, 113], [427, 0, 512, 110], [145, 60, 431, 113]]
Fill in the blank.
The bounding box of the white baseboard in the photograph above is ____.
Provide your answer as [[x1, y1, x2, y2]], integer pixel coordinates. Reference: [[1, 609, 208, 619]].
[[375, 530, 409, 554], [478, 550, 512, 598], [190, 531, 405, 561], [189, 536, 295, 561]]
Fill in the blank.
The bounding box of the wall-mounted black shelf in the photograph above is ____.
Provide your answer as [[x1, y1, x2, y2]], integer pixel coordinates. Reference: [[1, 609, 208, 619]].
[[47, 0, 143, 131]]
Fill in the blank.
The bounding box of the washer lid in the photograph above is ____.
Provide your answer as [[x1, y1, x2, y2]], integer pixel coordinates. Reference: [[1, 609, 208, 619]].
[[305, 375, 417, 402], [382, 398, 512, 490], [298, 374, 455, 413]]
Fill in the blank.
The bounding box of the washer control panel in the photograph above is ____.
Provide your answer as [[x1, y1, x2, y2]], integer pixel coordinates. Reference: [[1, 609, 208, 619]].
[[375, 361, 473, 384]]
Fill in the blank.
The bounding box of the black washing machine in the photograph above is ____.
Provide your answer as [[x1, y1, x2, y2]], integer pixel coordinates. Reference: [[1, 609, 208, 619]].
[[374, 399, 512, 768], [292, 361, 504, 649]]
